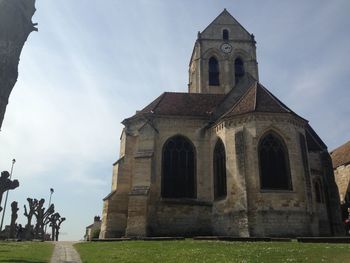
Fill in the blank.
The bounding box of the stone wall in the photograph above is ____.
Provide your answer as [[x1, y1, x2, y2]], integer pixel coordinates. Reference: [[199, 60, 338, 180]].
[[100, 112, 341, 238], [150, 200, 212, 236], [334, 164, 350, 202], [189, 10, 258, 94], [99, 129, 136, 238], [227, 114, 313, 237]]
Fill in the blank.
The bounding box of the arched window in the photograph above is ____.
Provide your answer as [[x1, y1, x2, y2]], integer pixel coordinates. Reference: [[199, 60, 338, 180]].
[[213, 139, 227, 199], [259, 133, 292, 190], [234, 58, 244, 84], [223, 29, 229, 40], [314, 180, 324, 203], [162, 135, 196, 198], [209, 57, 220, 86]]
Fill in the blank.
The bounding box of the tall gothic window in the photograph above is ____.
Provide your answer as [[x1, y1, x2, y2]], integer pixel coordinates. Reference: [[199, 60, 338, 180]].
[[259, 133, 292, 190], [314, 180, 324, 203], [234, 58, 244, 84], [209, 57, 220, 86], [162, 135, 196, 198], [223, 29, 229, 40], [213, 139, 227, 199]]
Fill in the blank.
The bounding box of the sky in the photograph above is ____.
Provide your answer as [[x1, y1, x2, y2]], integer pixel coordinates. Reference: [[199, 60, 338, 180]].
[[0, 0, 349, 241]]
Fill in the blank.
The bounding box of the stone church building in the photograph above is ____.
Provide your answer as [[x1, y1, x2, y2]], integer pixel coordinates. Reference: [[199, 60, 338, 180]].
[[100, 10, 343, 238]]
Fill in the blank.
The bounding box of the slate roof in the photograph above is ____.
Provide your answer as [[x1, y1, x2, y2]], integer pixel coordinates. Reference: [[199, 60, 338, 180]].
[[331, 140, 350, 168]]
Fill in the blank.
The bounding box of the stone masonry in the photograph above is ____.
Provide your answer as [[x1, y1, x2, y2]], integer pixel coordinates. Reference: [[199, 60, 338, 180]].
[[100, 9, 343, 239]]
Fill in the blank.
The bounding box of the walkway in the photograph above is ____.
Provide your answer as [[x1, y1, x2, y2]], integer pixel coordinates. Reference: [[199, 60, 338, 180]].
[[50, 241, 82, 263]]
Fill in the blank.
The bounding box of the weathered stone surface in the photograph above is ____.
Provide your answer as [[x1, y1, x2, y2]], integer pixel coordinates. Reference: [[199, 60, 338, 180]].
[[0, 0, 37, 129], [99, 10, 342, 239]]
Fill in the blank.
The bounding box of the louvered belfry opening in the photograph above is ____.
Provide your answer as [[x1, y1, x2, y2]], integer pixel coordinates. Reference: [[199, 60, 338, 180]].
[[259, 133, 292, 190], [234, 57, 244, 84], [223, 29, 229, 40], [213, 138, 227, 199], [209, 57, 220, 86], [162, 135, 196, 198]]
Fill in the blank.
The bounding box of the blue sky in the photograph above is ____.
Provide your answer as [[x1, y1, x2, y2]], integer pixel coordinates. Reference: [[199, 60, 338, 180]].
[[0, 0, 349, 240]]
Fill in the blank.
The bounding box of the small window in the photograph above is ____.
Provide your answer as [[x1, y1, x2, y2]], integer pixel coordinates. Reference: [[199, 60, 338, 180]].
[[209, 57, 220, 86], [259, 132, 292, 190], [223, 29, 229, 40], [162, 135, 196, 198], [213, 139, 227, 199], [234, 58, 244, 84]]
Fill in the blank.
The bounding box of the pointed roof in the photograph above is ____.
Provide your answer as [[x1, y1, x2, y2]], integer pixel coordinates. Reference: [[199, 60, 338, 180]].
[[209, 73, 257, 121], [200, 8, 252, 39], [220, 81, 302, 119], [124, 79, 306, 126]]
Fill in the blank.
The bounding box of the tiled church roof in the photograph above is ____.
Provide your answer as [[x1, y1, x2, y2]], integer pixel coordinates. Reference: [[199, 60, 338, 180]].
[[126, 75, 305, 125], [135, 92, 225, 117], [331, 140, 350, 168], [223, 83, 294, 118]]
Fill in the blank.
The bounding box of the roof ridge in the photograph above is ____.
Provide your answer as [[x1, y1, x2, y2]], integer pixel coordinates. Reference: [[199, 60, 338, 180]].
[[151, 92, 167, 112], [200, 9, 252, 37], [331, 139, 350, 153], [163, 91, 224, 95], [164, 91, 187, 94], [220, 81, 257, 119], [256, 83, 292, 113]]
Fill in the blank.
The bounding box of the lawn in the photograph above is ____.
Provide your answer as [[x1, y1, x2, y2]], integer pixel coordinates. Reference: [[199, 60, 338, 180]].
[[0, 241, 54, 263], [75, 240, 350, 263]]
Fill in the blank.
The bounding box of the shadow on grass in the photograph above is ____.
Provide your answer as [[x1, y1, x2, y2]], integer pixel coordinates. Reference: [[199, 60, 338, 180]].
[[0, 260, 46, 263]]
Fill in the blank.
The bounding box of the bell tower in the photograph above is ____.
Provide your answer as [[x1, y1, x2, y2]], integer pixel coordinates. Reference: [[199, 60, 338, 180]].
[[188, 9, 259, 94]]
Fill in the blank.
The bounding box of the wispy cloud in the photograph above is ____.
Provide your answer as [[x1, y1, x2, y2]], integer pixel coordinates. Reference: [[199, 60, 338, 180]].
[[0, 0, 349, 240]]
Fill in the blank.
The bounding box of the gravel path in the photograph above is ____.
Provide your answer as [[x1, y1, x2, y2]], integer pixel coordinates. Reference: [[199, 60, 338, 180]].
[[50, 241, 82, 263]]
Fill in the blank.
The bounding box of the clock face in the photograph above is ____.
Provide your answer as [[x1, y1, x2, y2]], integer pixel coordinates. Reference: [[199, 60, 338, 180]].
[[220, 43, 232, 53]]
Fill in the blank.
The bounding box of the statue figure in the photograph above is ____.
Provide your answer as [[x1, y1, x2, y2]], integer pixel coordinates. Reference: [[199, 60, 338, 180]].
[[9, 201, 18, 238], [0, 171, 19, 212]]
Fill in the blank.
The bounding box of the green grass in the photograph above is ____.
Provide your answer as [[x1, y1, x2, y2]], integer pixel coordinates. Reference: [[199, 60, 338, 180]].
[[75, 240, 350, 263], [0, 241, 54, 263]]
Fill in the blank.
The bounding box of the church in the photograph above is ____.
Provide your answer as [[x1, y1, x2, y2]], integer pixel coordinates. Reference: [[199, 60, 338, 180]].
[[99, 9, 343, 238]]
